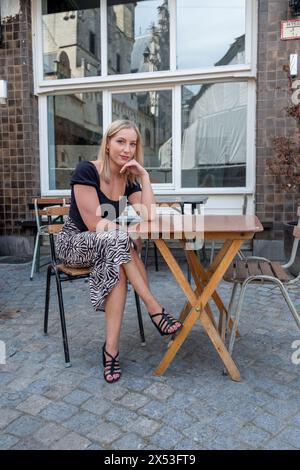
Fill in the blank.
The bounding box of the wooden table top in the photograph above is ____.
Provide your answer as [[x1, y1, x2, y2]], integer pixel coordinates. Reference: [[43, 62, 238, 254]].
[[128, 215, 263, 240]]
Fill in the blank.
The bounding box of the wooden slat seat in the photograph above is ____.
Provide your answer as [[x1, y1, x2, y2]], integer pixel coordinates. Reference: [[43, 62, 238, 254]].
[[56, 264, 91, 276], [224, 260, 294, 283]]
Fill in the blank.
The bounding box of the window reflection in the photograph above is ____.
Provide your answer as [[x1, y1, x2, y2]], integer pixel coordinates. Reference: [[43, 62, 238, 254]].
[[181, 82, 247, 188], [112, 90, 172, 183], [42, 0, 101, 80], [177, 0, 245, 70], [107, 0, 170, 75], [47, 92, 103, 189]]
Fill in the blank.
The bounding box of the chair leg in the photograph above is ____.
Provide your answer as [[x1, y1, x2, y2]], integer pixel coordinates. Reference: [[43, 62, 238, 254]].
[[210, 240, 215, 264], [227, 280, 250, 357], [143, 240, 149, 269], [54, 270, 71, 367], [226, 283, 239, 334], [154, 243, 159, 271], [44, 264, 52, 335], [30, 233, 40, 280], [134, 290, 146, 346], [273, 280, 300, 330]]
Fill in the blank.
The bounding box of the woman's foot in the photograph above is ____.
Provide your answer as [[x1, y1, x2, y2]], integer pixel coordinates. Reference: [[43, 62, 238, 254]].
[[102, 343, 122, 383], [148, 308, 182, 336]]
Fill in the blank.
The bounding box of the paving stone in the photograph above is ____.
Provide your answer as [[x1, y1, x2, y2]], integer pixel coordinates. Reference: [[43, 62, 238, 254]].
[[16, 394, 52, 415], [111, 433, 146, 450], [0, 434, 19, 449], [39, 402, 78, 423], [235, 424, 271, 448], [161, 409, 195, 429], [63, 411, 101, 435], [5, 415, 44, 437], [87, 420, 123, 446], [252, 412, 286, 434], [127, 415, 161, 437], [81, 397, 111, 416], [86, 442, 105, 450], [143, 382, 174, 401], [50, 432, 91, 450], [118, 392, 150, 410], [274, 426, 300, 449], [105, 406, 139, 430], [262, 437, 298, 450], [148, 425, 183, 449], [34, 422, 68, 446], [10, 437, 49, 450], [0, 408, 21, 429], [140, 400, 171, 420], [63, 389, 92, 406], [208, 434, 247, 450]]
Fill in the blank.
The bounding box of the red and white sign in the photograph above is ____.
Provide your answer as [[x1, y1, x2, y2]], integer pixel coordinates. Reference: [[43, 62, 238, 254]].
[[281, 19, 300, 40]]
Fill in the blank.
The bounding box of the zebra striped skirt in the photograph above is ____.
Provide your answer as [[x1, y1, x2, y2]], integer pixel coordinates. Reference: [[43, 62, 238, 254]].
[[55, 217, 132, 311]]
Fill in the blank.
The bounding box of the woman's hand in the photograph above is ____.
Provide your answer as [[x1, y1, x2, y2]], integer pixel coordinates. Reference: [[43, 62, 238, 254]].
[[120, 159, 148, 177]]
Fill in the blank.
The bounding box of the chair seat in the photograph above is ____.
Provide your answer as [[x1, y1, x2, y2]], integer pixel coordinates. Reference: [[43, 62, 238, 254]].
[[56, 264, 91, 276], [224, 260, 293, 283]]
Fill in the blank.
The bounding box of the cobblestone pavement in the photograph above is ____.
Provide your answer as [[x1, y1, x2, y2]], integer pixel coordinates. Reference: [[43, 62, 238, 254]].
[[1, 255, 300, 450]]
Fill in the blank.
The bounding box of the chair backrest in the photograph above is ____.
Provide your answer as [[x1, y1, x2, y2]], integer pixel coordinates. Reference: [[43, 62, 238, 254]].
[[33, 197, 69, 233], [40, 206, 70, 263]]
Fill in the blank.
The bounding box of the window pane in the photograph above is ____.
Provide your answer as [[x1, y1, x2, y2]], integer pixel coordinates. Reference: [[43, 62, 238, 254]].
[[177, 0, 245, 70], [182, 82, 247, 188], [42, 0, 101, 80], [47, 92, 103, 189], [108, 0, 170, 75], [112, 90, 172, 183]]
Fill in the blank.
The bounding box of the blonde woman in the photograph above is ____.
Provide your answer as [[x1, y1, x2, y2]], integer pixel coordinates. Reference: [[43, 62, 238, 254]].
[[56, 120, 182, 383]]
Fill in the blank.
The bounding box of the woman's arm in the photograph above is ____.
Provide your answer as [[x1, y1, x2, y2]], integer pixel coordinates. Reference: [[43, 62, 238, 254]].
[[74, 185, 119, 232], [121, 161, 156, 221]]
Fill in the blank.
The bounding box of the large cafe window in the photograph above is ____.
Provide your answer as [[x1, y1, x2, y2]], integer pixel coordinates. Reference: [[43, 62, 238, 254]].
[[35, 0, 256, 194]]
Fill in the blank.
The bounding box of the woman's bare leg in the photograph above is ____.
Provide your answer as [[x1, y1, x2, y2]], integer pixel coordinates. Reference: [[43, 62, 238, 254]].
[[104, 266, 127, 380], [131, 246, 148, 286], [122, 247, 181, 333]]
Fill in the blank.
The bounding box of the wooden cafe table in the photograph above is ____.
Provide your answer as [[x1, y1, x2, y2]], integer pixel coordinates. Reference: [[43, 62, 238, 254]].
[[129, 214, 263, 381]]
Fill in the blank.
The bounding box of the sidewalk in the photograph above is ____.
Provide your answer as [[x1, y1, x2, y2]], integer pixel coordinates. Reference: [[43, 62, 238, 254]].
[[1, 256, 300, 450]]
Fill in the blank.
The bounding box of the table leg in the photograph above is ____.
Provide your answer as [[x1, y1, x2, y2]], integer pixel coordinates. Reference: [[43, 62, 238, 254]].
[[185, 246, 241, 338], [154, 239, 242, 381]]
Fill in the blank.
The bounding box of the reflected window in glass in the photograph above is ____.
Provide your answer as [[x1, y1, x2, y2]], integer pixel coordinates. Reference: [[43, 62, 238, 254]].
[[107, 0, 170, 75], [42, 0, 101, 80], [47, 92, 103, 190], [181, 82, 247, 188]]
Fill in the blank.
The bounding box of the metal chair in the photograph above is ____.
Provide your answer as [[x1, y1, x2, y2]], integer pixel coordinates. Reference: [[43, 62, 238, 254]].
[[43, 206, 145, 368], [30, 198, 68, 280], [224, 206, 300, 360]]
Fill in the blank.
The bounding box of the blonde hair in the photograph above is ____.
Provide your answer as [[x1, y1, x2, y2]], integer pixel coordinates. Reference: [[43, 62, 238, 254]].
[[97, 120, 144, 184]]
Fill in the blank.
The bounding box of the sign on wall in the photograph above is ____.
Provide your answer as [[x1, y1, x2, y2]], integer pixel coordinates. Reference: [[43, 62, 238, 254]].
[[281, 19, 300, 40]]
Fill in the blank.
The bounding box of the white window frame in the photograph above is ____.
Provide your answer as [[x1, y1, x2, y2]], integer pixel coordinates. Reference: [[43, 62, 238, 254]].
[[31, 0, 258, 196]]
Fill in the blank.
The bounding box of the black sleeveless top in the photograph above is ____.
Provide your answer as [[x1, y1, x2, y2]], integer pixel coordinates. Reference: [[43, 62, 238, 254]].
[[69, 160, 141, 232]]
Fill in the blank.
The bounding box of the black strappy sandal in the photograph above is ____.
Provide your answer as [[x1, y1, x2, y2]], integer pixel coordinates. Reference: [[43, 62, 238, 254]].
[[148, 308, 183, 336], [102, 342, 122, 383]]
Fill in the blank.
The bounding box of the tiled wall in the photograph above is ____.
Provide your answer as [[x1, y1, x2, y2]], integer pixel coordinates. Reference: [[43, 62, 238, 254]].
[[0, 0, 39, 255], [256, 0, 300, 240]]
